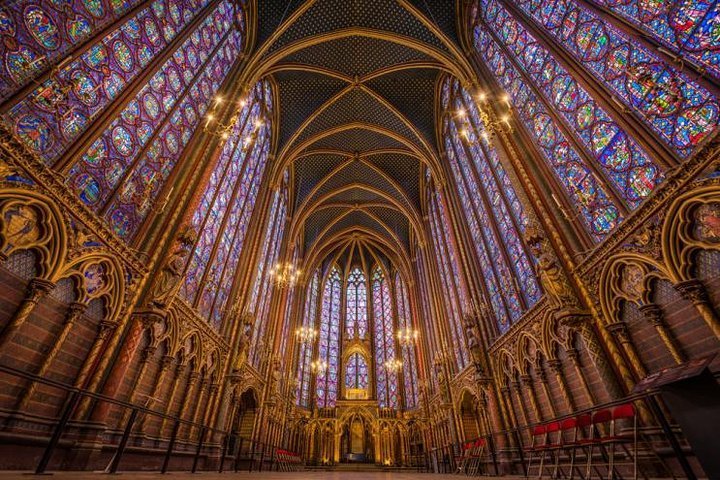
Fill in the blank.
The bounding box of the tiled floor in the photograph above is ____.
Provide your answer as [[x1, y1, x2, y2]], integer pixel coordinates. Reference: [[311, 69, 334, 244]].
[[0, 471, 509, 479]]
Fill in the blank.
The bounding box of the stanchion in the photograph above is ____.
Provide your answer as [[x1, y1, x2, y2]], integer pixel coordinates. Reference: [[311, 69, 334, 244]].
[[106, 408, 139, 474], [35, 391, 80, 475], [161, 420, 181, 474], [191, 426, 206, 473]]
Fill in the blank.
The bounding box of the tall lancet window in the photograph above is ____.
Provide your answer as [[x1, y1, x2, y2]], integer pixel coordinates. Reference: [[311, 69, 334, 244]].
[[395, 272, 419, 410], [296, 269, 320, 407], [372, 266, 398, 409], [346, 267, 368, 339], [427, 190, 470, 369], [441, 77, 541, 333], [469, 2, 677, 241], [478, 0, 719, 159], [3, 0, 246, 240], [179, 80, 272, 329], [345, 353, 369, 392], [248, 178, 289, 368], [316, 266, 341, 408]]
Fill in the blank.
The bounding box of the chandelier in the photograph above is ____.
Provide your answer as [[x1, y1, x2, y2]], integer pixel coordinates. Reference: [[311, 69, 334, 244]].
[[456, 90, 513, 143], [203, 94, 266, 142], [311, 359, 328, 374], [384, 358, 403, 373], [295, 326, 318, 344], [269, 262, 301, 288], [396, 327, 419, 346]]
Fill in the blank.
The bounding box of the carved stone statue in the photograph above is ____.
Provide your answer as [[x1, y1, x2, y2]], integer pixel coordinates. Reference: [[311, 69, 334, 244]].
[[434, 356, 449, 403], [462, 313, 484, 368], [147, 225, 197, 309], [524, 224, 578, 311], [235, 313, 254, 369]]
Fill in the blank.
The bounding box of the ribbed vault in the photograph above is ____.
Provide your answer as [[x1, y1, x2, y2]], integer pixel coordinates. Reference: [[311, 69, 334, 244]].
[[244, 0, 468, 265]]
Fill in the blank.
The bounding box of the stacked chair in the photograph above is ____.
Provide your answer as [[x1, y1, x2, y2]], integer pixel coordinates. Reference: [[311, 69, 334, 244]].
[[455, 437, 488, 476], [275, 449, 304, 471], [524, 402, 672, 479]]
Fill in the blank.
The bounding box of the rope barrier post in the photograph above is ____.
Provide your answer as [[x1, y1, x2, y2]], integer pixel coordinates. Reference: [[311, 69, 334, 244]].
[[160, 420, 180, 474], [106, 407, 139, 474], [191, 426, 206, 473], [35, 390, 80, 475], [218, 432, 230, 473]]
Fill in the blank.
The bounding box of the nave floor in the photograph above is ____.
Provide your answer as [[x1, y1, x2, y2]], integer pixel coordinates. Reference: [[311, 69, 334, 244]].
[[0, 472, 514, 479]]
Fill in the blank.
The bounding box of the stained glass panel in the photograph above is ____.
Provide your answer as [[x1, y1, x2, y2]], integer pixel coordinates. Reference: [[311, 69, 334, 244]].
[[506, 0, 719, 157], [395, 272, 419, 410], [296, 269, 320, 407], [345, 267, 367, 339], [316, 266, 341, 408], [372, 266, 398, 409]]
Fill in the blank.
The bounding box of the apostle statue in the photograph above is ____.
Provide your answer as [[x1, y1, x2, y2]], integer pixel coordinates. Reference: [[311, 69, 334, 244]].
[[147, 225, 197, 309]]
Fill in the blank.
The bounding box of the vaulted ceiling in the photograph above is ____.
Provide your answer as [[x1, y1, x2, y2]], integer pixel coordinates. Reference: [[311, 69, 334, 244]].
[[247, 0, 469, 270]]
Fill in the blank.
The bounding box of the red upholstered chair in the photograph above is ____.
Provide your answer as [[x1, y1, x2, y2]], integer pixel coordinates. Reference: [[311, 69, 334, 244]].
[[524, 424, 548, 478]]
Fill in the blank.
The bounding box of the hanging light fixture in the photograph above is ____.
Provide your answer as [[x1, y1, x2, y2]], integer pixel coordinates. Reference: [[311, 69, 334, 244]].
[[384, 358, 403, 373], [295, 326, 318, 344], [311, 359, 328, 374], [396, 327, 419, 346], [269, 262, 301, 288]]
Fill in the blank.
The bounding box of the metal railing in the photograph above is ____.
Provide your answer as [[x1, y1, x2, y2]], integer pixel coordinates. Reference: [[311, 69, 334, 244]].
[[0, 363, 300, 474], [420, 390, 701, 478]]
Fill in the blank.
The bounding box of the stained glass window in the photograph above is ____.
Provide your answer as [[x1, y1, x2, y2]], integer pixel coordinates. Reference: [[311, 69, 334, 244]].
[[427, 190, 471, 366], [473, 0, 663, 212], [587, 1, 720, 82], [179, 80, 272, 329], [345, 267, 368, 339], [495, 0, 719, 158], [372, 266, 399, 409], [4, 0, 246, 243], [316, 266, 341, 408], [248, 180, 288, 367], [5, 0, 235, 164], [296, 269, 320, 407], [395, 272, 419, 410], [345, 352, 369, 391]]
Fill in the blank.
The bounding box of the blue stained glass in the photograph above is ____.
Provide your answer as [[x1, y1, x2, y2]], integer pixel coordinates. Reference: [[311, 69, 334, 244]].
[[317, 267, 342, 408], [346, 267, 368, 339], [476, 0, 663, 207], [372, 266, 399, 409], [296, 270, 320, 407], [505, 0, 719, 158], [470, 28, 621, 240]]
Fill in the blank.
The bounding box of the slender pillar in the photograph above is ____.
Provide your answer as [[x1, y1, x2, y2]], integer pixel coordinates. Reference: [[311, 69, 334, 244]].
[[136, 355, 174, 435], [566, 347, 596, 406], [0, 278, 55, 350], [606, 321, 647, 378], [118, 345, 157, 427], [536, 368, 557, 417], [674, 279, 720, 339], [547, 359, 576, 412], [520, 375, 543, 422], [159, 361, 187, 436], [15, 302, 86, 411], [184, 376, 207, 440], [639, 304, 684, 364]]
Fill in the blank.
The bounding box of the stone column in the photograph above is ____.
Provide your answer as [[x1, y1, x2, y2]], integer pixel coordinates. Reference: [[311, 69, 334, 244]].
[[16, 302, 86, 411], [88, 314, 152, 422], [547, 359, 575, 412], [118, 345, 157, 427], [536, 368, 557, 417], [75, 320, 117, 419], [520, 375, 544, 422], [566, 348, 596, 406], [159, 361, 187, 436], [674, 279, 720, 339], [639, 304, 684, 364], [185, 376, 208, 440], [136, 355, 174, 435], [0, 278, 55, 350], [561, 315, 626, 399], [606, 321, 647, 378]]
